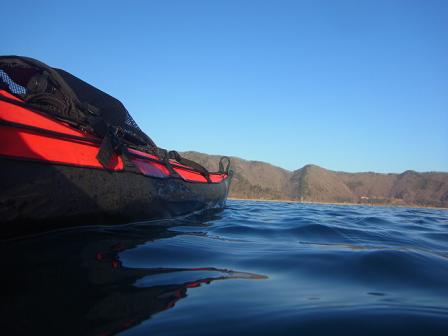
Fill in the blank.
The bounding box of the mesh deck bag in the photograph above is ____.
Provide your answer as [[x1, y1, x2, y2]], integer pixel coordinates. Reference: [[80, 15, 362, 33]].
[[0, 55, 156, 148]]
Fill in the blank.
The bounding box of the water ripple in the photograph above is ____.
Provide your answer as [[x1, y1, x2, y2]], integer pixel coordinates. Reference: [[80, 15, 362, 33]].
[[2, 200, 448, 335]]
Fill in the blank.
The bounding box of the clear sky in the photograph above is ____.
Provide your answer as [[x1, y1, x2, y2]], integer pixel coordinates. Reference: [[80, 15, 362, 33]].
[[2, 0, 447, 173]]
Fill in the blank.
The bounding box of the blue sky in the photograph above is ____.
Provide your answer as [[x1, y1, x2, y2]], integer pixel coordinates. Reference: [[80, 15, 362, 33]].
[[2, 0, 447, 173]]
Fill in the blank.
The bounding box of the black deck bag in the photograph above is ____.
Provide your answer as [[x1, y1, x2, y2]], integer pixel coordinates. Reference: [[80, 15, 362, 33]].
[[0, 56, 155, 148]]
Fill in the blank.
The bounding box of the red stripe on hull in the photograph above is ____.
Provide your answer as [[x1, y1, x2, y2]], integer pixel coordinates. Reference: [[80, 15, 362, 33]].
[[0, 125, 124, 170]]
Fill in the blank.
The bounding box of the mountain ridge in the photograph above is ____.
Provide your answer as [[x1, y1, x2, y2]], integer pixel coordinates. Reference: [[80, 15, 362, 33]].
[[181, 151, 448, 208]]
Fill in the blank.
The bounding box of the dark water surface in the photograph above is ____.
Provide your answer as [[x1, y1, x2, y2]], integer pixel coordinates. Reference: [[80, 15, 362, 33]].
[[2, 200, 448, 335]]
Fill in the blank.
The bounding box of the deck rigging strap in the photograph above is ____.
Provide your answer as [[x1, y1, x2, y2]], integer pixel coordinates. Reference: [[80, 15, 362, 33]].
[[219, 156, 231, 174], [168, 150, 212, 182]]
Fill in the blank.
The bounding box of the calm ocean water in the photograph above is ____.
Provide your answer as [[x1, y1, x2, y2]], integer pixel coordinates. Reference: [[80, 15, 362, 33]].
[[2, 200, 448, 335]]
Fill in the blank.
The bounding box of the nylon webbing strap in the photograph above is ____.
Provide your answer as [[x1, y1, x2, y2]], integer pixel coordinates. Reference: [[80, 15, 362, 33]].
[[96, 127, 140, 172], [157, 148, 180, 178], [96, 131, 115, 168], [168, 151, 212, 182], [219, 156, 231, 174]]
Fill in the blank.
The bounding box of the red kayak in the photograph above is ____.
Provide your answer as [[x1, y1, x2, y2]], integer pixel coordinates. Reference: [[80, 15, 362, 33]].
[[0, 56, 232, 238]]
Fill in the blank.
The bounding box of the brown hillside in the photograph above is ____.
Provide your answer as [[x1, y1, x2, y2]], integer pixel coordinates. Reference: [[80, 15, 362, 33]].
[[181, 151, 448, 208], [182, 151, 290, 199], [390, 171, 448, 208]]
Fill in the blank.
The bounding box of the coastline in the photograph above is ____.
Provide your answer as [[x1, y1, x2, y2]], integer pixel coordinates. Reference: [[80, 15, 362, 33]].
[[227, 197, 448, 211]]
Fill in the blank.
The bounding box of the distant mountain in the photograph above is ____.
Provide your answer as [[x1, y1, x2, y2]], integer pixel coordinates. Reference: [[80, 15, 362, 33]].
[[182, 151, 448, 208]]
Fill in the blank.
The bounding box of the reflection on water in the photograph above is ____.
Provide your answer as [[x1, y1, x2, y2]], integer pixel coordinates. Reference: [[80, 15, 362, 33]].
[[0, 209, 266, 335], [2, 201, 448, 336]]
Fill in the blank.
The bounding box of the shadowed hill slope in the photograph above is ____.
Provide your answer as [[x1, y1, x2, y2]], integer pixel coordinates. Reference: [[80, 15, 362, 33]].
[[181, 151, 448, 208], [182, 151, 291, 200]]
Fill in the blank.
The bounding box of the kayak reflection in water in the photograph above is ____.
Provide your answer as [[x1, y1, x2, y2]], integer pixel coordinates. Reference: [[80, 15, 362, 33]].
[[1, 219, 267, 336]]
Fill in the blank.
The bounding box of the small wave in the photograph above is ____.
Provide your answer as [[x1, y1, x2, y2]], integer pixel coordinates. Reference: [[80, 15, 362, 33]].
[[3, 200, 448, 336]]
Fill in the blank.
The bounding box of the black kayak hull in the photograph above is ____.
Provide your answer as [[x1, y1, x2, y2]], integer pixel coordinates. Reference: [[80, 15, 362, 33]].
[[0, 158, 231, 239]]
